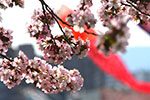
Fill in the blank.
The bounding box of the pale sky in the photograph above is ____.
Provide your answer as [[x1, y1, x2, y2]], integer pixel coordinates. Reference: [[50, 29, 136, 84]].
[[1, 0, 150, 56]]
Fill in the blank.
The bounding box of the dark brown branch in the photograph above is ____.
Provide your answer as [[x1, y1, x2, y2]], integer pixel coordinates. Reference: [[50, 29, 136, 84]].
[[39, 0, 76, 46], [47, 7, 73, 27], [39, 0, 57, 46], [45, 6, 76, 46], [39, 0, 72, 27], [84, 30, 99, 36], [39, 0, 68, 39], [0, 53, 13, 62], [121, 2, 131, 7]]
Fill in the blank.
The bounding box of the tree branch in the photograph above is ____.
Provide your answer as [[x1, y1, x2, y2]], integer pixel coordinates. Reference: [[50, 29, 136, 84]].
[[0, 53, 13, 62], [39, 0, 58, 46], [84, 30, 99, 36]]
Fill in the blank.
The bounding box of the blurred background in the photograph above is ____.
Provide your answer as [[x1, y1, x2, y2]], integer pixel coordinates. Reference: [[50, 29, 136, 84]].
[[0, 43, 149, 100], [0, 0, 150, 100]]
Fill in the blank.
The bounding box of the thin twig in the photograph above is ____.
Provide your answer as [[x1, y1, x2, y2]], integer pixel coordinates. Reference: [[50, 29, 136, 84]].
[[121, 2, 131, 7], [39, 0, 72, 27], [39, 0, 76, 46], [47, 7, 73, 27], [84, 30, 99, 36], [45, 6, 75, 45]]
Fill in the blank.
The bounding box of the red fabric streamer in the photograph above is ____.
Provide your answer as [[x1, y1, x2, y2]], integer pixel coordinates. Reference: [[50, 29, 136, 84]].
[[88, 38, 150, 93], [58, 5, 150, 93]]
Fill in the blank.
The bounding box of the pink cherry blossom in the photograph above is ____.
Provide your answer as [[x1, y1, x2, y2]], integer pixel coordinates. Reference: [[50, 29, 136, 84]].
[[0, 27, 13, 55], [66, 3, 97, 33], [0, 0, 24, 8], [97, 20, 130, 55], [27, 9, 55, 39], [0, 51, 84, 93], [0, 0, 150, 95]]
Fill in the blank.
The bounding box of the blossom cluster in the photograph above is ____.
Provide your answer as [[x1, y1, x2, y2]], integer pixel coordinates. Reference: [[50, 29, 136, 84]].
[[27, 9, 55, 39], [66, 1, 97, 33], [0, 0, 24, 9], [128, 0, 150, 24], [0, 51, 84, 94], [27, 9, 89, 64], [37, 28, 89, 64], [0, 27, 13, 55], [97, 20, 130, 55], [98, 0, 128, 26], [80, 0, 93, 7], [98, 0, 150, 26], [97, 0, 150, 54]]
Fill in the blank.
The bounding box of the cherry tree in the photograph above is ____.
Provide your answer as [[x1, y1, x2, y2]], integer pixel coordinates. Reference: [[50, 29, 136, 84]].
[[0, 0, 150, 94]]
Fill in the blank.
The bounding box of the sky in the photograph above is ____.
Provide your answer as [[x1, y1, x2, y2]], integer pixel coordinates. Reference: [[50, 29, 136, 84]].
[[1, 0, 150, 71], [119, 47, 150, 72]]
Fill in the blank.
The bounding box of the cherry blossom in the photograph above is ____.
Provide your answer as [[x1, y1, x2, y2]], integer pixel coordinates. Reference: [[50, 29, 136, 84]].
[[0, 51, 84, 93], [66, 3, 97, 33], [28, 9, 89, 64], [97, 20, 130, 55], [0, 0, 24, 8], [98, 0, 128, 26], [27, 9, 55, 39], [128, 0, 150, 24], [0, 0, 150, 95], [0, 27, 13, 55], [98, 0, 150, 26], [37, 28, 89, 64], [80, 0, 93, 7]]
